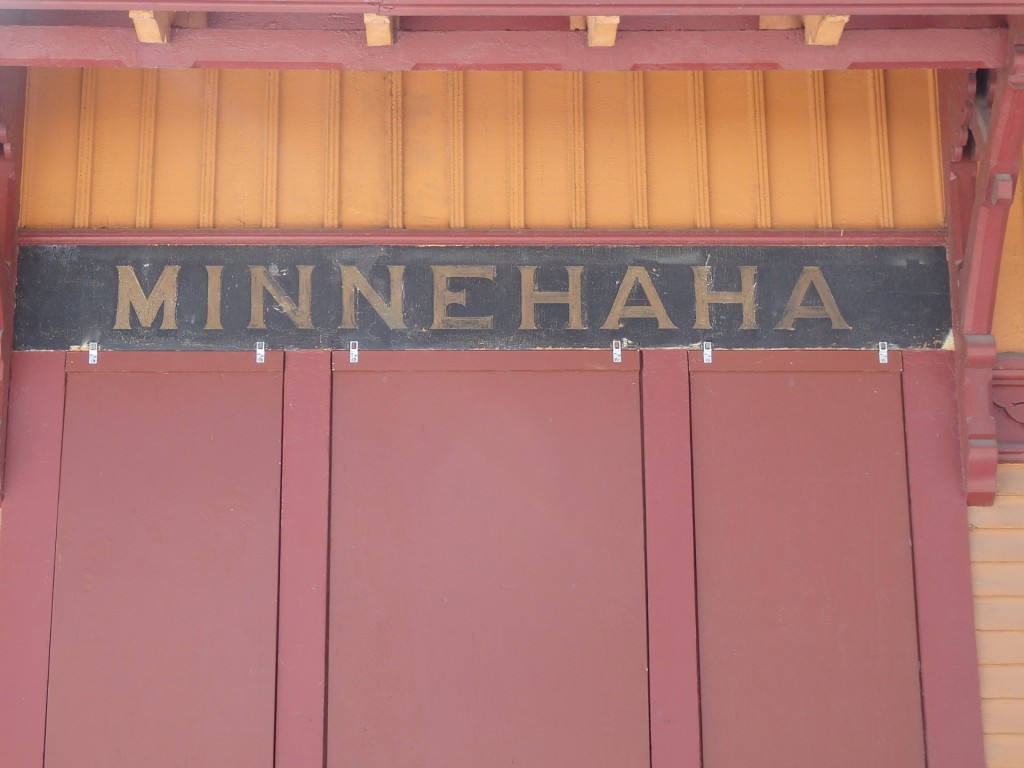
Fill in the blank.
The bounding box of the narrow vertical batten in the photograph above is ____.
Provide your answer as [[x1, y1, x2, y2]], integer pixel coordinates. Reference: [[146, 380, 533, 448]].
[[135, 70, 158, 229], [73, 69, 98, 229]]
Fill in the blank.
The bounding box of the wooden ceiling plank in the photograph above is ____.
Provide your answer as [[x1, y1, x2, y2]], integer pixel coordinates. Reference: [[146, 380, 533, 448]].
[[759, 15, 801, 30], [173, 10, 207, 27]]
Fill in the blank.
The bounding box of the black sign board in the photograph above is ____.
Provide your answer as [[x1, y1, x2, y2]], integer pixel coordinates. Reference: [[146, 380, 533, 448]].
[[14, 244, 951, 351]]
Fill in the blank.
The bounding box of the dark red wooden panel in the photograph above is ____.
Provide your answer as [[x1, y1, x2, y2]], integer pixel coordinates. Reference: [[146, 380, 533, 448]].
[[44, 354, 283, 768], [0, 352, 66, 768], [328, 351, 649, 768], [691, 351, 925, 768], [276, 350, 332, 768], [641, 350, 700, 768], [902, 351, 985, 768]]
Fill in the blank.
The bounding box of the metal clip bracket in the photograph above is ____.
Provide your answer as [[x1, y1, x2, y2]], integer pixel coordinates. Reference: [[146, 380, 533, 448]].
[[88, 342, 98, 365], [702, 341, 713, 364], [349, 340, 359, 364], [612, 340, 622, 363], [878, 341, 888, 364], [255, 341, 266, 364]]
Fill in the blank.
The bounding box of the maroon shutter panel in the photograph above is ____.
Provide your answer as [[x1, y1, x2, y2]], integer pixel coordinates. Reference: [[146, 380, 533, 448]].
[[45, 352, 284, 768], [327, 350, 650, 768], [690, 351, 926, 768]]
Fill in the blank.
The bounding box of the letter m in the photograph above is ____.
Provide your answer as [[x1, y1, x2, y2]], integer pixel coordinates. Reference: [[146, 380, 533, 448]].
[[114, 265, 180, 329]]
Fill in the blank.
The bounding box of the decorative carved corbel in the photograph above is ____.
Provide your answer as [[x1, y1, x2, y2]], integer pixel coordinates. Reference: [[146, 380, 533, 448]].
[[992, 357, 1024, 462], [954, 23, 1024, 505]]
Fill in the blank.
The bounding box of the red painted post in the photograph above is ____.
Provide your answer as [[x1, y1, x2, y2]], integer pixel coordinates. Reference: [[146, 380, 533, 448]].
[[641, 350, 701, 768], [0, 66, 26, 494], [902, 350, 987, 768], [276, 350, 332, 768], [0, 351, 67, 768]]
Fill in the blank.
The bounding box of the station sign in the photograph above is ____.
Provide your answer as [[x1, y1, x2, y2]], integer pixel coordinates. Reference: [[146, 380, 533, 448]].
[[14, 244, 951, 351]]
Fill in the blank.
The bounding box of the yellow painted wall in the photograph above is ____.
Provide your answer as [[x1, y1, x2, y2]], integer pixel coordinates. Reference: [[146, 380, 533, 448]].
[[971, 465, 1024, 768], [19, 68, 944, 231]]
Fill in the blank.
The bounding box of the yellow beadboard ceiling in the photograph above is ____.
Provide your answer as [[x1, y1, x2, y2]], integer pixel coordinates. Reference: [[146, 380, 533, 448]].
[[19, 68, 944, 231]]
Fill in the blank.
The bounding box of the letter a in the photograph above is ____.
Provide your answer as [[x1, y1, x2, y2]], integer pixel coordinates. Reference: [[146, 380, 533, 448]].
[[774, 266, 851, 330]]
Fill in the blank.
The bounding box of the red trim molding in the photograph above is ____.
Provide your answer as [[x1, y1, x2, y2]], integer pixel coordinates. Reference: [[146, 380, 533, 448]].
[[276, 351, 331, 768], [641, 350, 701, 768], [952, 24, 1024, 505], [16, 227, 949, 247], [0, 1, 1016, 14]]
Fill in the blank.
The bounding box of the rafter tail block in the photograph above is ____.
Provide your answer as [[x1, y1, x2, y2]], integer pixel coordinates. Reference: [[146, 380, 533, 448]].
[[364, 13, 394, 47], [569, 15, 586, 30], [128, 10, 173, 44], [586, 15, 619, 47], [802, 14, 850, 46]]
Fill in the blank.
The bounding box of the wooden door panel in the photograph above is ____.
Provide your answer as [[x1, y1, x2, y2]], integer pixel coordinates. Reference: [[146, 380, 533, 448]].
[[328, 350, 650, 768], [44, 352, 284, 768], [690, 351, 926, 768]]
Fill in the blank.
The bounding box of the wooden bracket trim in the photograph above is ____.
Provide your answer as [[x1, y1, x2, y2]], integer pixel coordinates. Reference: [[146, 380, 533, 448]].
[[954, 24, 1024, 505]]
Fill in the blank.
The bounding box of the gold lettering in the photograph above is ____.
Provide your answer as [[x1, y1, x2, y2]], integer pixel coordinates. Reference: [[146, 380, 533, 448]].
[[340, 266, 407, 330], [205, 265, 224, 330], [431, 265, 496, 330], [519, 266, 586, 330], [248, 265, 315, 330], [692, 265, 757, 330], [114, 265, 180, 330], [774, 266, 852, 330], [601, 266, 677, 329]]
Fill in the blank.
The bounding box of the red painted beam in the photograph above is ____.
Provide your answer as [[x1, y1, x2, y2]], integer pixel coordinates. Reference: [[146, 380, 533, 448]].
[[0, 25, 1006, 69], [0, 1, 1016, 14]]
